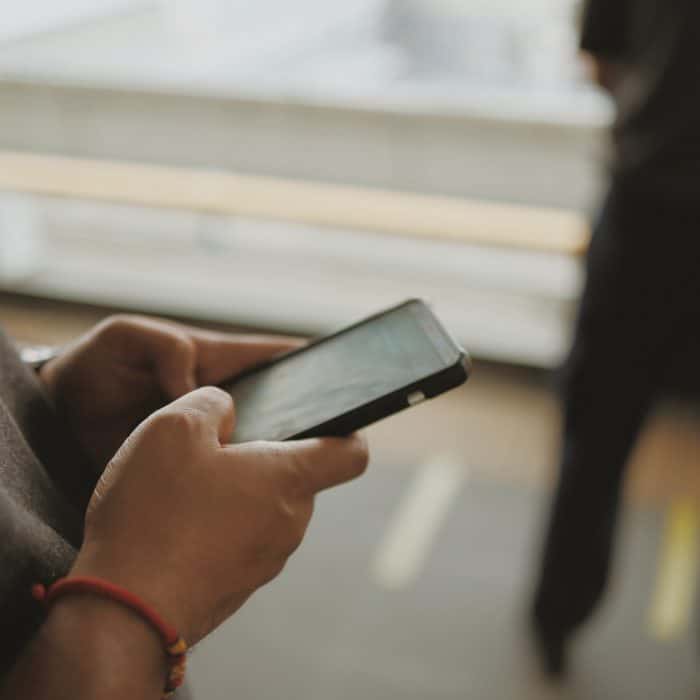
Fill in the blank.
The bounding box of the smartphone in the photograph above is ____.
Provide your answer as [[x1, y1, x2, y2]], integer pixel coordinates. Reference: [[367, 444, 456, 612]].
[[222, 299, 470, 443]]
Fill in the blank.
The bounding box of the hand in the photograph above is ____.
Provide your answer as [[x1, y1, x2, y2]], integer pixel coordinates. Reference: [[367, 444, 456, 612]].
[[70, 387, 369, 645], [40, 315, 300, 471]]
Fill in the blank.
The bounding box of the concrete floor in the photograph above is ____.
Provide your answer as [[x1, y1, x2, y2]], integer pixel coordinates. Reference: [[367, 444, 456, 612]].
[[2, 294, 698, 699], [187, 470, 696, 700]]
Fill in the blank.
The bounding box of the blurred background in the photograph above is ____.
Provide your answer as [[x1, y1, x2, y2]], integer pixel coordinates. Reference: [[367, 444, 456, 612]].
[[0, 1, 697, 698]]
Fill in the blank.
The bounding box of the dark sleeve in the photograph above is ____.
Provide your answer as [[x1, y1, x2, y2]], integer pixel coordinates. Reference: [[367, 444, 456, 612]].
[[0, 489, 77, 677], [579, 0, 629, 58], [0, 330, 96, 515]]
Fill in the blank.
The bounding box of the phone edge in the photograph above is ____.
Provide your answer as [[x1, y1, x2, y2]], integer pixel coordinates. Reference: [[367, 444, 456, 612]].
[[286, 356, 470, 441]]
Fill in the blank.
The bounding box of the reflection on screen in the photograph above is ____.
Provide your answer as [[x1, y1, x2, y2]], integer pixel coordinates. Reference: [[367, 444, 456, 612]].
[[226, 305, 448, 443]]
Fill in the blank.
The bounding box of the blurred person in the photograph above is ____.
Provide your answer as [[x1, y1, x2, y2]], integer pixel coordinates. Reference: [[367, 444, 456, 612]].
[[531, 0, 700, 676], [0, 315, 368, 699]]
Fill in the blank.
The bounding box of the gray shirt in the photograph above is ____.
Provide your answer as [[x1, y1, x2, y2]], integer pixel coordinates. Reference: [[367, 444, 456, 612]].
[[0, 329, 93, 677]]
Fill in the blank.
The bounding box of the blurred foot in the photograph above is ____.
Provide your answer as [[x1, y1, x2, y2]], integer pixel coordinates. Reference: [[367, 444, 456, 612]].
[[530, 612, 569, 680]]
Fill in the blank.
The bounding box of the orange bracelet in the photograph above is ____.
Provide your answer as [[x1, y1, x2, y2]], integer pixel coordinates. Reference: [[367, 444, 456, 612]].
[[32, 577, 187, 698]]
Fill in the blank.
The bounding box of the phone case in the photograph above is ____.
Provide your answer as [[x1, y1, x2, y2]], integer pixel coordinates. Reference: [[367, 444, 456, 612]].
[[224, 299, 471, 441], [289, 354, 470, 440]]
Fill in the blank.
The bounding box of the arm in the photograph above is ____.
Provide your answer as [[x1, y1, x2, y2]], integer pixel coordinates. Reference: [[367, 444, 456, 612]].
[[1, 387, 368, 698], [579, 0, 629, 94], [2, 597, 164, 700]]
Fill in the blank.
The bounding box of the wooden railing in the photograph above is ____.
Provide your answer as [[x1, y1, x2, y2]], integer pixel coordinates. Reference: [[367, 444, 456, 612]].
[[0, 150, 589, 256]]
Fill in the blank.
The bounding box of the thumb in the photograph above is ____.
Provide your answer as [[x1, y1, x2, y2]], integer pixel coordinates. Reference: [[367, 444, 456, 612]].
[[165, 386, 236, 445]]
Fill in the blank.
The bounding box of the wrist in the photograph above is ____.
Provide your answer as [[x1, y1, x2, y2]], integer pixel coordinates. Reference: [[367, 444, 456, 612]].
[[4, 594, 165, 700], [50, 594, 165, 679], [70, 548, 193, 646]]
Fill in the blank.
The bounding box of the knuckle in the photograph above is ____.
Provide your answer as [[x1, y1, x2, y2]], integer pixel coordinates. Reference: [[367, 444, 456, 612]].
[[150, 406, 204, 436], [93, 315, 145, 350], [199, 385, 232, 405], [169, 332, 196, 358], [97, 314, 140, 338], [195, 386, 234, 417]]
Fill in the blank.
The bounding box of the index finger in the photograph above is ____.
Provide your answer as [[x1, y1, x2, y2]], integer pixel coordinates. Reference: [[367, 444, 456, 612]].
[[191, 330, 305, 386]]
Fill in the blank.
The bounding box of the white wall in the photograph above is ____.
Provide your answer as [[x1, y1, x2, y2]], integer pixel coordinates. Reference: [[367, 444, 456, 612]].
[[0, 1, 150, 41]]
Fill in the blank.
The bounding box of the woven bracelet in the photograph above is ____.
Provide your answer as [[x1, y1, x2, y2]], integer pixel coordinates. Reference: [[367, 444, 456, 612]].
[[32, 576, 187, 698]]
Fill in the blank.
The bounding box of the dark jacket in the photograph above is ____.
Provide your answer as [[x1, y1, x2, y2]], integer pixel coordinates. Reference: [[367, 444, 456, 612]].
[[581, 0, 700, 191]]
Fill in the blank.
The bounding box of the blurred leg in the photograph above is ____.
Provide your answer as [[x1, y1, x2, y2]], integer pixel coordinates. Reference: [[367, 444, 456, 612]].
[[533, 321, 657, 641], [531, 189, 677, 664]]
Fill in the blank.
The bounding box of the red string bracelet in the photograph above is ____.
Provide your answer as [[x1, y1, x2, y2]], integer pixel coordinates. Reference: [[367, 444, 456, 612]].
[[32, 577, 187, 698]]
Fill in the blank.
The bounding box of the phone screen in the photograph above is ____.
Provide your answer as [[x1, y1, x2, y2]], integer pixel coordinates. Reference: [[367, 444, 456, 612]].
[[224, 302, 459, 443]]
